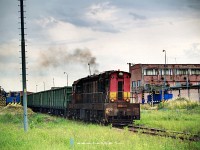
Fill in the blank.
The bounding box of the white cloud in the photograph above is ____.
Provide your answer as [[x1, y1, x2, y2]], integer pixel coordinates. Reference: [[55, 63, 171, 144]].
[[36, 17, 98, 44], [0, 41, 20, 67], [35, 16, 58, 28], [86, 2, 118, 22], [1, 0, 200, 92], [0, 41, 23, 91]]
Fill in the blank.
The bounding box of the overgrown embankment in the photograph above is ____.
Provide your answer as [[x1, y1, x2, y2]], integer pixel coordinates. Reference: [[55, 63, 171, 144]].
[[0, 104, 34, 115]]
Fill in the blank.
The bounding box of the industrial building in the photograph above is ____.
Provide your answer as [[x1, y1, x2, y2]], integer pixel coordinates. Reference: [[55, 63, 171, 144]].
[[128, 64, 200, 103]]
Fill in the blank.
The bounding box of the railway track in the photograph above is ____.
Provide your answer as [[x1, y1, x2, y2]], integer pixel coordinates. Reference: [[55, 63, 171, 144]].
[[116, 125, 200, 142]]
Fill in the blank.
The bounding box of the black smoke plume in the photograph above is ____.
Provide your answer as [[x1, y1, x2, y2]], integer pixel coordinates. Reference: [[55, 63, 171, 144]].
[[39, 47, 99, 73]]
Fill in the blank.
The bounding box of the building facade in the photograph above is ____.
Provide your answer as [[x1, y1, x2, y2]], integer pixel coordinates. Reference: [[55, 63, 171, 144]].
[[129, 64, 200, 102]]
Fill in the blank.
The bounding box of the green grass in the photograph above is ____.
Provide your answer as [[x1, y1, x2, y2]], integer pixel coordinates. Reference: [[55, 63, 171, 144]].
[[136, 98, 200, 135], [0, 100, 200, 150], [0, 112, 199, 150]]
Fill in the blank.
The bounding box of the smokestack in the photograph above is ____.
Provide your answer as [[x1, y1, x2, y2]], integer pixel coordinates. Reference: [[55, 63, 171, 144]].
[[88, 63, 91, 75]]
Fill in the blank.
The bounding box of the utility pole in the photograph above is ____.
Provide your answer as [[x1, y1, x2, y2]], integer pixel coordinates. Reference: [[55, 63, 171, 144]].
[[187, 70, 190, 100], [162, 50, 166, 101], [20, 0, 28, 132], [53, 78, 55, 87], [64, 72, 68, 86], [151, 85, 154, 107], [36, 85, 38, 92], [43, 82, 45, 91]]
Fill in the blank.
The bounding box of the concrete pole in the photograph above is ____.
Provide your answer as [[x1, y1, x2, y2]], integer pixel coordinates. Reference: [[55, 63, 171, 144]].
[[64, 72, 68, 86], [53, 78, 55, 87], [187, 70, 190, 100], [151, 85, 153, 107], [43, 82, 45, 91], [162, 50, 166, 101], [20, 0, 28, 132]]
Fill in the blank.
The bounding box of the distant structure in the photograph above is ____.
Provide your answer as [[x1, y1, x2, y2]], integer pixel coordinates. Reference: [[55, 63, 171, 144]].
[[129, 64, 200, 102]]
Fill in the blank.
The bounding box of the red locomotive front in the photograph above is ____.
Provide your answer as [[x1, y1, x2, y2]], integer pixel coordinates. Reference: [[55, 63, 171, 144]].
[[105, 71, 140, 125], [109, 71, 131, 102]]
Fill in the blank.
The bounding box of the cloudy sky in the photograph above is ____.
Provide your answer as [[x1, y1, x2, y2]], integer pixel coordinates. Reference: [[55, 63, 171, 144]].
[[0, 0, 200, 92]]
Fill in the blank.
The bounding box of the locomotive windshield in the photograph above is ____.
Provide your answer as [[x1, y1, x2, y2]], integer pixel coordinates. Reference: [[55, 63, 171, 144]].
[[118, 81, 123, 100]]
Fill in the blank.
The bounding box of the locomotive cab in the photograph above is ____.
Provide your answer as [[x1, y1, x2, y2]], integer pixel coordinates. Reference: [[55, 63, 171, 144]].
[[109, 71, 131, 103]]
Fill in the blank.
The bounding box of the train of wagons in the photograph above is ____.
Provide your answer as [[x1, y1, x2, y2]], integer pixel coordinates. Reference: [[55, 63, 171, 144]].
[[27, 70, 140, 126]]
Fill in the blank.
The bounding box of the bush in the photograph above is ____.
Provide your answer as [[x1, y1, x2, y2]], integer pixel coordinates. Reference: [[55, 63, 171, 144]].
[[140, 104, 152, 110], [158, 98, 199, 110]]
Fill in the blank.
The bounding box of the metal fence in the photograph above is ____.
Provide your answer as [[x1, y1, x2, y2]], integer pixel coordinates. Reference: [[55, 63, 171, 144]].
[[0, 96, 6, 106]]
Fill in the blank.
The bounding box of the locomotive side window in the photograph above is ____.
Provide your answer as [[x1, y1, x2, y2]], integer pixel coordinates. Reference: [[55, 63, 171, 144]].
[[76, 85, 82, 93]]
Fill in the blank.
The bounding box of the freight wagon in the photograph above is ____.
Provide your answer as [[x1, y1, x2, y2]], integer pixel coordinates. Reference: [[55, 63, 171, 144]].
[[27, 86, 72, 116]]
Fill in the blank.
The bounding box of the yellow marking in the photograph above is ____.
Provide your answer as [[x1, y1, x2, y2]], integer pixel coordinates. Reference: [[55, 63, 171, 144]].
[[109, 92, 116, 101], [123, 92, 130, 100]]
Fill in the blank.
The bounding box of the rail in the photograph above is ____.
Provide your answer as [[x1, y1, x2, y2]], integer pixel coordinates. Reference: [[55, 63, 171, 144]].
[[116, 125, 200, 142]]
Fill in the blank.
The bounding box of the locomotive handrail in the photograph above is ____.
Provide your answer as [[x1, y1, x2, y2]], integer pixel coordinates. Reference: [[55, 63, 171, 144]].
[[79, 91, 132, 103], [81, 92, 104, 95], [80, 92, 106, 103]]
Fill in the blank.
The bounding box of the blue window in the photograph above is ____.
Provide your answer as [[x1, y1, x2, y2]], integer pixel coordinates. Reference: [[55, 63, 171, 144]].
[[137, 80, 141, 87], [132, 81, 137, 88]]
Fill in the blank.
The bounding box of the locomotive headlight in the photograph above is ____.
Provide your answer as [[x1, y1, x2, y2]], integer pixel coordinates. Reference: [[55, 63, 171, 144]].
[[118, 72, 123, 76], [110, 99, 115, 102], [118, 72, 123, 78], [105, 108, 113, 114]]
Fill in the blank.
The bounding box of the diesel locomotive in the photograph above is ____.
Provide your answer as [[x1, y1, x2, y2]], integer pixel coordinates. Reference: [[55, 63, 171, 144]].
[[68, 70, 140, 125], [26, 70, 140, 126]]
